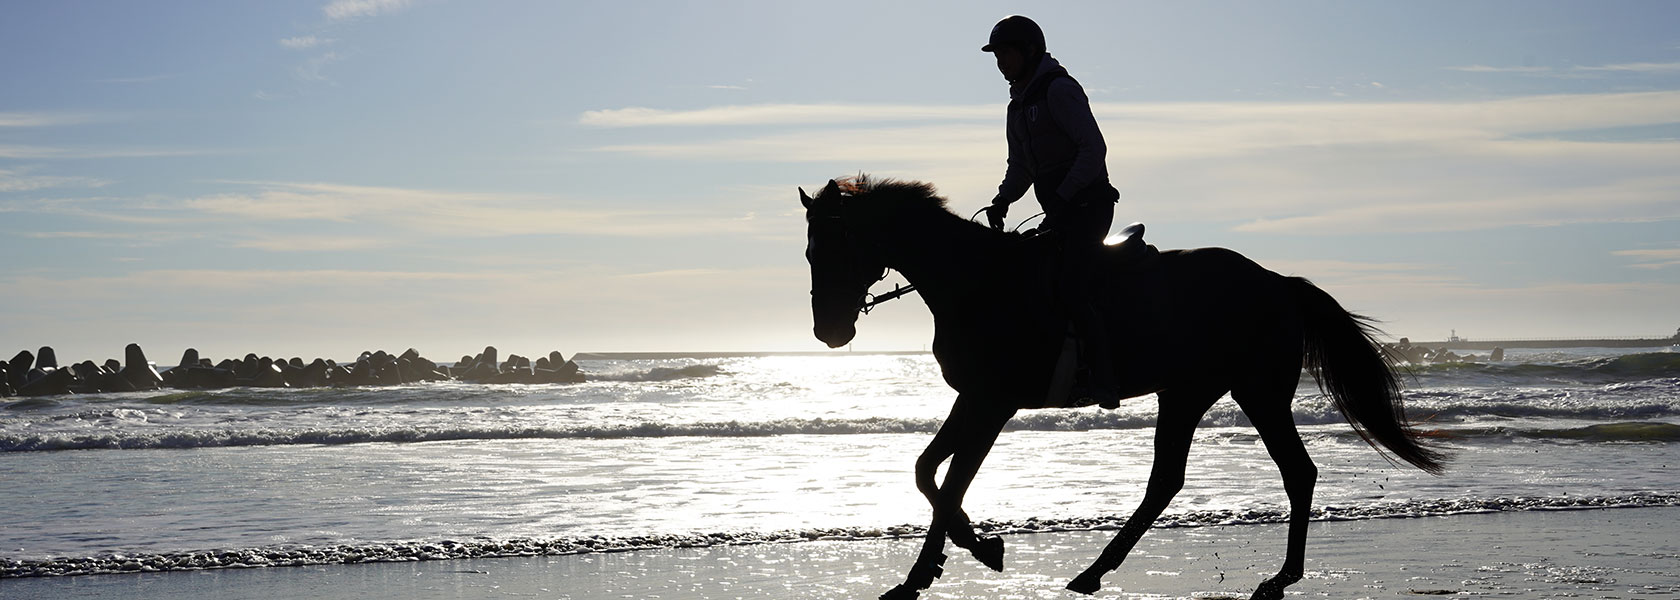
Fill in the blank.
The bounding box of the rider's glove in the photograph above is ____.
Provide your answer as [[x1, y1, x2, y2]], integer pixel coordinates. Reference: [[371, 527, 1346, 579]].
[[985, 202, 1007, 230]]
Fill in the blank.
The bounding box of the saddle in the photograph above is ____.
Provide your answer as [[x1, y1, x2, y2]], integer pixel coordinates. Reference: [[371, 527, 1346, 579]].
[[1032, 222, 1159, 409], [1102, 222, 1159, 266]]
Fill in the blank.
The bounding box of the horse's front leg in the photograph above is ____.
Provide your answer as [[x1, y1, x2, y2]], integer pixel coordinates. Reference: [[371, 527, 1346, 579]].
[[913, 403, 1005, 570], [882, 401, 1014, 600]]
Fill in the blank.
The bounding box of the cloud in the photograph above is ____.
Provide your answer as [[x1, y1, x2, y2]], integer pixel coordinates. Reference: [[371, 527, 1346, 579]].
[[0, 144, 211, 159], [1241, 257, 1680, 340], [1573, 61, 1680, 73], [231, 234, 392, 252], [581, 104, 997, 127], [596, 124, 996, 163], [1445, 64, 1553, 73], [280, 36, 331, 49], [1447, 61, 1680, 76], [0, 263, 817, 356], [14, 231, 140, 240], [173, 180, 788, 239], [93, 74, 179, 84], [6, 179, 791, 245], [1614, 247, 1680, 269], [323, 0, 411, 21], [294, 52, 343, 82], [0, 168, 109, 192], [0, 112, 97, 128], [588, 91, 1680, 234]]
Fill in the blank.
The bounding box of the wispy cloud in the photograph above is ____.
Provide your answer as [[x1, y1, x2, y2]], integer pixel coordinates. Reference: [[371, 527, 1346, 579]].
[[1447, 60, 1680, 76], [323, 0, 411, 21], [581, 104, 997, 127], [294, 51, 343, 82], [596, 124, 995, 163], [587, 91, 1680, 235], [1614, 247, 1680, 269], [232, 234, 393, 252], [14, 230, 140, 240], [1445, 64, 1553, 73], [0, 112, 98, 128], [280, 35, 332, 49], [1574, 61, 1680, 73], [0, 168, 108, 192], [163, 181, 787, 240], [92, 73, 180, 84], [5, 181, 765, 241], [0, 144, 215, 160]]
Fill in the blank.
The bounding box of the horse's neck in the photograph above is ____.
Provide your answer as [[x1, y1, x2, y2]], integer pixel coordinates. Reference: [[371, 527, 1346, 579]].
[[880, 213, 1013, 319]]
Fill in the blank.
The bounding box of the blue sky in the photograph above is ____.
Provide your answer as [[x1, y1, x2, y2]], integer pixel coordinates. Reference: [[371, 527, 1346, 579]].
[[3, 0, 1678, 361]]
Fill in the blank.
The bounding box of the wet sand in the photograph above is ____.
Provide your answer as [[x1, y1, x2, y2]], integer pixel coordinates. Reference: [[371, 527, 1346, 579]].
[[10, 506, 1677, 599]]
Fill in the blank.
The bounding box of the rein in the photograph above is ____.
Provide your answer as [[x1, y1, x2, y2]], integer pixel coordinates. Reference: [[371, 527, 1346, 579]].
[[854, 206, 1044, 316], [860, 281, 916, 314]]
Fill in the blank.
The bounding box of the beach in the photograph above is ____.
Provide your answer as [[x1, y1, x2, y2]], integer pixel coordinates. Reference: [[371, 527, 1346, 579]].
[[4, 349, 1678, 598], [9, 505, 1677, 599]]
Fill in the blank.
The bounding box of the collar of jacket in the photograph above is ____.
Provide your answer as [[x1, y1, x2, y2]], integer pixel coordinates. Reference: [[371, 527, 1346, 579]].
[[1009, 54, 1062, 100]]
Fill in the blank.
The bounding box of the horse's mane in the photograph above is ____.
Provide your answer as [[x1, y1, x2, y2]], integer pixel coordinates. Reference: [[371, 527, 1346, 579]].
[[835, 174, 951, 215]]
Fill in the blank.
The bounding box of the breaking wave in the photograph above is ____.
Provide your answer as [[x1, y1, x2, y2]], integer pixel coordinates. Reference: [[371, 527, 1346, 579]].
[[7, 492, 1676, 578], [8, 411, 1680, 452]]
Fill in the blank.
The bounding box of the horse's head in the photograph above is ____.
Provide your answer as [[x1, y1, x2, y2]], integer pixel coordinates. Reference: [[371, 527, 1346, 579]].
[[800, 179, 887, 348]]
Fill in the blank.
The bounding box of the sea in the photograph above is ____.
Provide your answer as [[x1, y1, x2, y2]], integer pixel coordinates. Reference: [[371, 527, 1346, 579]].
[[3, 346, 1678, 578]]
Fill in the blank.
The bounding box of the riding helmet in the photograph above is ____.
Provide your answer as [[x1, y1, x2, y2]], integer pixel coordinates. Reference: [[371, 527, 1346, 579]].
[[981, 15, 1045, 53]]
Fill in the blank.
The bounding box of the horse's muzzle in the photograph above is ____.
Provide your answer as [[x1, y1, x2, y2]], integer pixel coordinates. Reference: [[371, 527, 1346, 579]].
[[814, 323, 856, 349]]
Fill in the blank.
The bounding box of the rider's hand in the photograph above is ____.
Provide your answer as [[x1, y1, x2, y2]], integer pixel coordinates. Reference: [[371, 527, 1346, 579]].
[[985, 204, 1007, 230]]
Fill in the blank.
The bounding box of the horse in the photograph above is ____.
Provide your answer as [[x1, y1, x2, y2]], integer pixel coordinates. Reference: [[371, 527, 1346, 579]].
[[798, 176, 1446, 600]]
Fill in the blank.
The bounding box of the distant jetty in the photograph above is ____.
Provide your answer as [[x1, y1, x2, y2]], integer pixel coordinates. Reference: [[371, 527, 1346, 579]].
[[1415, 331, 1679, 351], [572, 350, 930, 361]]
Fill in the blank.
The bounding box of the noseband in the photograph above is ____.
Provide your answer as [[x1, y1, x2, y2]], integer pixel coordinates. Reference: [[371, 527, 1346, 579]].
[[808, 205, 916, 316]]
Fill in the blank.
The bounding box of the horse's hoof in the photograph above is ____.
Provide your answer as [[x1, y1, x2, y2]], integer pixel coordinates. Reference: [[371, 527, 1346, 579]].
[[1249, 572, 1302, 600], [879, 584, 920, 600], [1066, 572, 1102, 595], [970, 535, 1004, 571]]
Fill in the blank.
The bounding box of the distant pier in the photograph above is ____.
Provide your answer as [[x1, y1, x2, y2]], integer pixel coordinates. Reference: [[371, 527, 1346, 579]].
[[1417, 336, 1678, 351]]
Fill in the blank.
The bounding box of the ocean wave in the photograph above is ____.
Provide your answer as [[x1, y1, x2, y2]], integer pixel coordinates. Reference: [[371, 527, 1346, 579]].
[[0, 418, 942, 452], [0, 365, 725, 409], [8, 408, 1676, 452], [1468, 421, 1680, 443], [1404, 352, 1680, 385], [6, 492, 1677, 578], [588, 364, 723, 382]]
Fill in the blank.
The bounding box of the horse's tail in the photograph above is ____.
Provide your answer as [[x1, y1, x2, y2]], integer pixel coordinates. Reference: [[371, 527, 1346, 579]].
[[1292, 277, 1448, 475]]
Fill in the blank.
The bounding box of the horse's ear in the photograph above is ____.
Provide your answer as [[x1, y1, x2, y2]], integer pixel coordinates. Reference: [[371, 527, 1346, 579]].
[[823, 179, 840, 196], [799, 186, 812, 208]]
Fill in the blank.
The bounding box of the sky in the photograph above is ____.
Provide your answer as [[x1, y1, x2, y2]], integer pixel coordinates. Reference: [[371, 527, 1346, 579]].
[[2, 0, 1678, 362]]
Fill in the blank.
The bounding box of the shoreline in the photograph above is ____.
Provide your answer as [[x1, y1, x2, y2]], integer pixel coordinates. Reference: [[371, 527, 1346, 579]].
[[9, 492, 1678, 578], [8, 505, 1675, 599]]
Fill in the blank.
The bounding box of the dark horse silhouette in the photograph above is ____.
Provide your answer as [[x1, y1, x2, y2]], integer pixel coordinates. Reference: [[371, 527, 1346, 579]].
[[799, 176, 1446, 600]]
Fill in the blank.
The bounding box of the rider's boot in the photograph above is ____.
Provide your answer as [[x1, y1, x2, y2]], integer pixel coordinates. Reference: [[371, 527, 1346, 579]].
[[1073, 304, 1120, 409]]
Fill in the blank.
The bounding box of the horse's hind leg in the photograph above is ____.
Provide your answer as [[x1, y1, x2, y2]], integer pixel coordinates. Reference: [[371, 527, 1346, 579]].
[[1067, 390, 1218, 595], [1234, 383, 1317, 600]]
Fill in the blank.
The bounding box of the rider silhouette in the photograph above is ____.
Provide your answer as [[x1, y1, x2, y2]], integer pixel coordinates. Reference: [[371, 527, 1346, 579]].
[[982, 15, 1121, 408]]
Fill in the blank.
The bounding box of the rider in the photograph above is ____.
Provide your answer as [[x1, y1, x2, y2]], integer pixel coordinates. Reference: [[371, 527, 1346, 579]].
[[981, 15, 1122, 408]]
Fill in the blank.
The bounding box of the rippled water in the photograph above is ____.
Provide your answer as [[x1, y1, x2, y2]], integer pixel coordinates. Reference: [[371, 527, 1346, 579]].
[[3, 347, 1677, 577]]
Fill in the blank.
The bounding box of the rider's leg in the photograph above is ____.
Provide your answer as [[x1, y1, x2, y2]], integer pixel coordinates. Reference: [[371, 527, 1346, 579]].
[[1057, 201, 1119, 407]]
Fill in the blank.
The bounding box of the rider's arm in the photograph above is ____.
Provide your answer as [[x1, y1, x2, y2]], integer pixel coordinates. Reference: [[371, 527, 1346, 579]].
[[1046, 79, 1107, 203], [993, 118, 1031, 207]]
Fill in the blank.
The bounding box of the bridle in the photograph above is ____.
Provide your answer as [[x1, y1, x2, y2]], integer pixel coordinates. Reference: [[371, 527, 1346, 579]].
[[807, 197, 915, 317], [810, 204, 1022, 316]]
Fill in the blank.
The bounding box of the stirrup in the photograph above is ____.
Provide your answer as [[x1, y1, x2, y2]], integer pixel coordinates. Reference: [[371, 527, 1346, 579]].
[[1072, 385, 1121, 410]]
